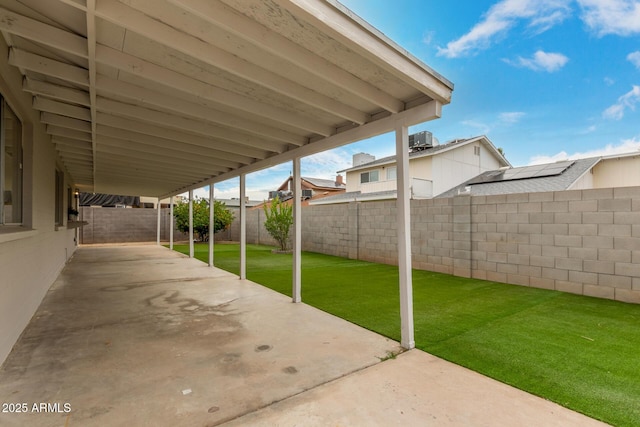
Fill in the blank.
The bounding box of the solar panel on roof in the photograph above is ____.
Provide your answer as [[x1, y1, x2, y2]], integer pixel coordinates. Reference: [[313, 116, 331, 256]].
[[465, 161, 575, 185]]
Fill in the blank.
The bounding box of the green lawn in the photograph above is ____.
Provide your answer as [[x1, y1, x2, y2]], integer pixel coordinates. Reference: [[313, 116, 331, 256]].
[[171, 243, 640, 426]]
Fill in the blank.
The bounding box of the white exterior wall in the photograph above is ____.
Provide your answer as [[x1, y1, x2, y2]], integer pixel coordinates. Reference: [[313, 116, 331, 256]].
[[408, 156, 433, 180], [0, 38, 78, 365], [345, 164, 389, 193], [569, 169, 594, 190], [430, 143, 501, 196], [344, 141, 503, 197], [592, 156, 640, 188]]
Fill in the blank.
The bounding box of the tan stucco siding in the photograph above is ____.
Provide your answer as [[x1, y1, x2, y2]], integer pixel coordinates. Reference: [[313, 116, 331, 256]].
[[408, 156, 433, 180], [345, 165, 387, 192], [592, 156, 640, 188], [0, 36, 78, 365], [431, 143, 487, 195]]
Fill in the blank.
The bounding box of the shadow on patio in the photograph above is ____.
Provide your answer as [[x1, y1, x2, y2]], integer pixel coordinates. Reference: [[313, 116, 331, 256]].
[[0, 245, 606, 426]]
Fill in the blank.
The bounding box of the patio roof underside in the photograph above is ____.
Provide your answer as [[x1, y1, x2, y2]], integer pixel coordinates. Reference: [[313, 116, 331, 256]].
[[0, 0, 453, 198]]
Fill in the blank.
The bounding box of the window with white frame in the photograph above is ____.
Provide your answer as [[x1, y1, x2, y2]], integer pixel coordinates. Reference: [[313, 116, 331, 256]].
[[360, 170, 379, 183], [1, 96, 23, 225], [386, 166, 397, 180]]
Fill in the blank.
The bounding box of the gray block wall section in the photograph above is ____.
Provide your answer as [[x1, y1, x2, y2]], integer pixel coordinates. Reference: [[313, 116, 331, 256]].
[[80, 187, 640, 304], [79, 208, 182, 244]]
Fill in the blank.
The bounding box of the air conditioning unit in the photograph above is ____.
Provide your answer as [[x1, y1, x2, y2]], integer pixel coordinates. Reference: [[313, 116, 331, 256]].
[[409, 131, 433, 151]]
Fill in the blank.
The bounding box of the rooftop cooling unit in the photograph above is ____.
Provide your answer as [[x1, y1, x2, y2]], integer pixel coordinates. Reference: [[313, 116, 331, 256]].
[[409, 131, 433, 151]]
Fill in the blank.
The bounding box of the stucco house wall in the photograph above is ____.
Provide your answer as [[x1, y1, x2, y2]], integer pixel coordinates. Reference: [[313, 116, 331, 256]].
[[430, 141, 502, 195], [343, 137, 506, 198], [0, 37, 78, 364], [592, 155, 640, 189], [569, 167, 594, 190]]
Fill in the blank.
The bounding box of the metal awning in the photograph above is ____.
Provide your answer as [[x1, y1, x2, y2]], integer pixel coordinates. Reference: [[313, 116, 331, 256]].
[[0, 0, 453, 198]]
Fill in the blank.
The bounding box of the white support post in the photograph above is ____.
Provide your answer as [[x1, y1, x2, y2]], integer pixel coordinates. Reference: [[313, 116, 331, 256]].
[[169, 196, 174, 250], [156, 197, 161, 245], [292, 158, 302, 303], [396, 123, 415, 349], [188, 189, 194, 258], [239, 175, 246, 280], [208, 185, 214, 267]]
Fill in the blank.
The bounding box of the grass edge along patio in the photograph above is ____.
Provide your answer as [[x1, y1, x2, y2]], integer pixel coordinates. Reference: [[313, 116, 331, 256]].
[[171, 242, 640, 427]]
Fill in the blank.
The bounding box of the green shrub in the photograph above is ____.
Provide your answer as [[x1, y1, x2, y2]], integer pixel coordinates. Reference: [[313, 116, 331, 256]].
[[173, 198, 234, 242], [263, 196, 293, 251]]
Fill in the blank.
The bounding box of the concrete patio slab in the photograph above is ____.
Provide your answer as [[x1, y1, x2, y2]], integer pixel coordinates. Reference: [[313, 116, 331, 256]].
[[0, 245, 399, 426], [224, 349, 609, 427], [0, 245, 607, 426]]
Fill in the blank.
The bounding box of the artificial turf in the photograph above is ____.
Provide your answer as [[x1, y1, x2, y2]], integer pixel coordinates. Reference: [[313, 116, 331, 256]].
[[171, 242, 640, 426]]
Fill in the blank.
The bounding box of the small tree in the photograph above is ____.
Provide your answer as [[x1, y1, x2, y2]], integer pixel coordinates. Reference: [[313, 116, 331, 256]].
[[174, 198, 234, 242], [263, 196, 293, 252]]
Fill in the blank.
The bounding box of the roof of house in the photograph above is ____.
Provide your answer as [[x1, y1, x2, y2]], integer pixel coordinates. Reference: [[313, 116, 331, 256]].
[[308, 190, 397, 205], [302, 177, 346, 190], [436, 157, 600, 198], [338, 135, 510, 173], [313, 157, 604, 204], [276, 176, 346, 192]]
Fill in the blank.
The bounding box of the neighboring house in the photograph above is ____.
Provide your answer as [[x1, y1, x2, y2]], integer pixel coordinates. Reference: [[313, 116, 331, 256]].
[[259, 175, 346, 207], [438, 151, 640, 198], [588, 152, 640, 189], [311, 133, 510, 204]]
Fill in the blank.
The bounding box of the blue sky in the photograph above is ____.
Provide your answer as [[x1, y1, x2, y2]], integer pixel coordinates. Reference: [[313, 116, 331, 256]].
[[195, 0, 640, 201]]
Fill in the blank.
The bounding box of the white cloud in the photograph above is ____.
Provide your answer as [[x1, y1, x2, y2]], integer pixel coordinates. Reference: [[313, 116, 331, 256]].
[[506, 50, 569, 72], [604, 76, 615, 86], [499, 111, 526, 124], [302, 148, 353, 177], [437, 0, 572, 58], [578, 0, 640, 36], [528, 136, 640, 164], [628, 51, 640, 69], [192, 180, 281, 202], [461, 120, 491, 135], [603, 85, 640, 120], [422, 30, 435, 46]]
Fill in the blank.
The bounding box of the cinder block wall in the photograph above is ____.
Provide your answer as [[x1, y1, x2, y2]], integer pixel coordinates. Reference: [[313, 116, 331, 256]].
[[303, 203, 352, 258], [81, 187, 640, 303], [279, 187, 640, 303], [80, 208, 180, 244], [226, 208, 279, 247], [465, 187, 640, 303]]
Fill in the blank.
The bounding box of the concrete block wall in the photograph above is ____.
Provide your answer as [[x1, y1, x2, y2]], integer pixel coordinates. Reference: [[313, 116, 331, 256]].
[[80, 186, 640, 304], [356, 200, 398, 264], [302, 187, 639, 304], [80, 207, 180, 244], [226, 207, 279, 247], [466, 187, 640, 303], [303, 203, 352, 258], [411, 197, 454, 274]]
